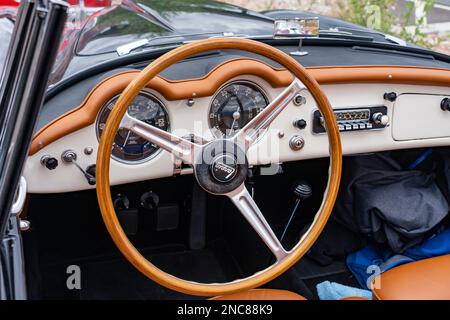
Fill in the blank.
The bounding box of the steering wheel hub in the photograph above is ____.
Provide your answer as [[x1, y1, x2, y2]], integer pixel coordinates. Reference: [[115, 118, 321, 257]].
[[195, 139, 248, 194], [210, 154, 238, 183]]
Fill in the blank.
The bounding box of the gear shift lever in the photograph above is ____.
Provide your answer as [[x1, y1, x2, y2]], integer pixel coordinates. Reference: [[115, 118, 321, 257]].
[[280, 180, 312, 242]]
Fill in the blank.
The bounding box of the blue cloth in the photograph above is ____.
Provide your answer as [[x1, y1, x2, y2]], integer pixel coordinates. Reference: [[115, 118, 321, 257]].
[[316, 281, 372, 300], [347, 227, 450, 289], [408, 148, 433, 170]]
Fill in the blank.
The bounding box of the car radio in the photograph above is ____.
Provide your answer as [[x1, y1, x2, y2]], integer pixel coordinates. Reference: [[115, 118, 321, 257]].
[[312, 105, 389, 134]]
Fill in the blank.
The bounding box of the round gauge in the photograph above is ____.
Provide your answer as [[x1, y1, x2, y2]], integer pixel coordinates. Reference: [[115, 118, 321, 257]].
[[96, 92, 169, 163], [209, 81, 269, 137]]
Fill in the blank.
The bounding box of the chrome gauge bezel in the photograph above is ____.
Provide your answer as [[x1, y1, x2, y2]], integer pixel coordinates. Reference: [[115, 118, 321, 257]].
[[95, 90, 170, 165]]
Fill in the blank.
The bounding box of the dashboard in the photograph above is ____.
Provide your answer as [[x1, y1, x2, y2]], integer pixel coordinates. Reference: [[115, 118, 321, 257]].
[[24, 58, 450, 193]]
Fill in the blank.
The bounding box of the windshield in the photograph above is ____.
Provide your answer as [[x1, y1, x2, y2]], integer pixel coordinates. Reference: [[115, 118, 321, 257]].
[[75, 0, 273, 56], [1, 0, 448, 87]]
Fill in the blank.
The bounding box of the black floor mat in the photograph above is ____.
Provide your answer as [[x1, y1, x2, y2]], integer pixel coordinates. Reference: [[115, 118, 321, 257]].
[[40, 242, 242, 300], [82, 249, 235, 300], [293, 256, 349, 280]]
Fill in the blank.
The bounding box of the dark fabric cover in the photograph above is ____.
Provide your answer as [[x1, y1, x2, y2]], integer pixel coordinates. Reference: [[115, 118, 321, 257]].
[[303, 221, 367, 266], [334, 153, 449, 253]]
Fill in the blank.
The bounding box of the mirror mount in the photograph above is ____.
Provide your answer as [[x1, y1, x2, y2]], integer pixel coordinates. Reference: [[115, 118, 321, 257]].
[[273, 17, 319, 56]]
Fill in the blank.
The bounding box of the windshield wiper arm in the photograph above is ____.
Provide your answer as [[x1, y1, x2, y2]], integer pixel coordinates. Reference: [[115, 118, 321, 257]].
[[318, 29, 374, 42], [116, 31, 245, 56], [328, 26, 406, 46]]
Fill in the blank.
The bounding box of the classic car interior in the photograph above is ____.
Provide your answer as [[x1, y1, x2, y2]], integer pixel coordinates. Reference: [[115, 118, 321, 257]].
[[10, 2, 450, 300]]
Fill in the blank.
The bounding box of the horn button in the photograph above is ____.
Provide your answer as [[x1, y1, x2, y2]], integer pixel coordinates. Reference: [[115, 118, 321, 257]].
[[194, 140, 248, 195], [211, 154, 238, 183]]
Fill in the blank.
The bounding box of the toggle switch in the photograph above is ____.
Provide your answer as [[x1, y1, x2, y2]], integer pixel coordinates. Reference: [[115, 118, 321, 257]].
[[61, 150, 96, 185]]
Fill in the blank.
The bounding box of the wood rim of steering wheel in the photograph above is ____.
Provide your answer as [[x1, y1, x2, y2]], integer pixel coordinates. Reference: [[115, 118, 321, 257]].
[[96, 38, 342, 297]]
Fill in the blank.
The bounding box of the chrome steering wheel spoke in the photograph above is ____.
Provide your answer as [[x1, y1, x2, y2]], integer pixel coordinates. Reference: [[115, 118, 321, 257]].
[[120, 78, 305, 263], [227, 183, 288, 262], [120, 111, 203, 165], [233, 78, 305, 151]]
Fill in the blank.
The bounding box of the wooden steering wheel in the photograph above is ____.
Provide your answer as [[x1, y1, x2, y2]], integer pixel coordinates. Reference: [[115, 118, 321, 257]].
[[96, 38, 342, 297]]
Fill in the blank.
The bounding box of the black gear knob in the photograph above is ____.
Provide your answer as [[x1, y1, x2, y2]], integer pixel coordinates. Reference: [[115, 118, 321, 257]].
[[292, 181, 312, 200]]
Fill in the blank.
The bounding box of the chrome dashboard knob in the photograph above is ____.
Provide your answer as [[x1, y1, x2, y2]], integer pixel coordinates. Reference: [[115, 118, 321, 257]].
[[372, 112, 389, 125], [289, 135, 305, 151]]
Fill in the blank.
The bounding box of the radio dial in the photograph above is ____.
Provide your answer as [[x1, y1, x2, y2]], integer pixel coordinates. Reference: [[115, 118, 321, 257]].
[[312, 106, 388, 134], [372, 112, 389, 125]]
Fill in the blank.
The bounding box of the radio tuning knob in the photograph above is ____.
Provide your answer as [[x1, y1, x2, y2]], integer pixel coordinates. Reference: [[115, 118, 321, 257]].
[[372, 112, 389, 125]]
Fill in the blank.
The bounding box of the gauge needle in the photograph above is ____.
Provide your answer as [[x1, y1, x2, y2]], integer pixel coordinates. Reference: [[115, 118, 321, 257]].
[[123, 130, 131, 146], [230, 105, 241, 134]]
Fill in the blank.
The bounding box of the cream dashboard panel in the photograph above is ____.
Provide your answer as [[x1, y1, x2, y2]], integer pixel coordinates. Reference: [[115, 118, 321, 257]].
[[24, 63, 450, 193], [24, 75, 279, 193], [248, 83, 450, 165]]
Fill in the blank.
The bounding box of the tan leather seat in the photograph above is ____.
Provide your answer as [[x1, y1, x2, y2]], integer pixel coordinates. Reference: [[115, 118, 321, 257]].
[[372, 255, 450, 300], [211, 289, 306, 300]]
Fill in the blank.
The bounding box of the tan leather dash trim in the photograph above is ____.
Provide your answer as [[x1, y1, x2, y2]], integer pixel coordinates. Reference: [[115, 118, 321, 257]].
[[30, 58, 293, 155], [310, 65, 450, 85], [29, 59, 450, 155]]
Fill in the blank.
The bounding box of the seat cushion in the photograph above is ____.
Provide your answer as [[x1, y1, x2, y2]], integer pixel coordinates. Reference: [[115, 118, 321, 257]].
[[340, 296, 370, 300], [372, 254, 450, 300], [211, 289, 306, 300]]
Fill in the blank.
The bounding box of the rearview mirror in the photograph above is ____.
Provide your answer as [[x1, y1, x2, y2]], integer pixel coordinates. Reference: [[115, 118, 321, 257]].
[[273, 18, 319, 38]]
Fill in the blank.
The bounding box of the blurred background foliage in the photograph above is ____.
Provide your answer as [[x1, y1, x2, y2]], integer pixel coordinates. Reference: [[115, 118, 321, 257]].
[[223, 0, 450, 54]]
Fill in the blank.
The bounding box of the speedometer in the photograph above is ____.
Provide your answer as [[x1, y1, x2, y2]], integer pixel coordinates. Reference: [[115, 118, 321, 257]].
[[96, 91, 169, 163], [209, 81, 268, 138]]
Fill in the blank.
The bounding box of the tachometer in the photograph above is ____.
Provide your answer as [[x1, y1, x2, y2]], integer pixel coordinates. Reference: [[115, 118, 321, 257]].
[[209, 81, 268, 137], [96, 91, 169, 163]]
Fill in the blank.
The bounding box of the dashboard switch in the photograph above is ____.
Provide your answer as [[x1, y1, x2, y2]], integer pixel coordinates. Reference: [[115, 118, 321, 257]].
[[40, 155, 58, 170], [293, 94, 306, 106], [384, 92, 397, 102], [293, 119, 307, 129], [289, 135, 305, 151], [61, 150, 96, 185], [441, 98, 450, 111]]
